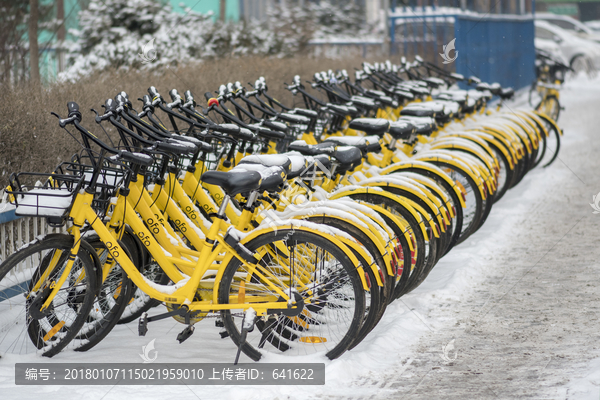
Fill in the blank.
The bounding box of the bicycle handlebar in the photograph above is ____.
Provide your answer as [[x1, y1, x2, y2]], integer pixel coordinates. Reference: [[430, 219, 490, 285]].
[[167, 89, 182, 108]]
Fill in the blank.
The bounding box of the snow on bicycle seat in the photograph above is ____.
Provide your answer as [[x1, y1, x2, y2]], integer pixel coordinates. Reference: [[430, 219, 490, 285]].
[[282, 152, 332, 178], [397, 116, 436, 135], [499, 87, 514, 100], [292, 108, 318, 118], [365, 89, 386, 97], [325, 103, 352, 117], [322, 135, 379, 147], [436, 90, 467, 105], [238, 154, 292, 176], [388, 120, 416, 140], [422, 77, 446, 88], [466, 90, 483, 101], [288, 140, 337, 156], [461, 97, 477, 113], [478, 90, 493, 101], [378, 95, 398, 107], [322, 135, 381, 154], [261, 120, 288, 132], [232, 165, 286, 194], [345, 104, 359, 115], [363, 90, 397, 107], [276, 112, 310, 124], [308, 154, 333, 174], [400, 104, 437, 118], [332, 146, 363, 173], [350, 95, 377, 108], [397, 84, 430, 96], [402, 80, 429, 87], [431, 100, 459, 115], [394, 89, 415, 101], [280, 152, 309, 178], [476, 82, 491, 91], [399, 80, 430, 90], [201, 169, 262, 197], [348, 118, 390, 137]]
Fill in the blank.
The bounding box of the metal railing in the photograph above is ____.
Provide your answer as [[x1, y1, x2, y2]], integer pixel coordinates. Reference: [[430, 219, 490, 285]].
[[0, 204, 64, 264]]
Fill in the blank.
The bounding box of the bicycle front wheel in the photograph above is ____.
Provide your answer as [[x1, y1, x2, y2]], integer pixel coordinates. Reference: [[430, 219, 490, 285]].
[[218, 229, 366, 361], [0, 233, 98, 357]]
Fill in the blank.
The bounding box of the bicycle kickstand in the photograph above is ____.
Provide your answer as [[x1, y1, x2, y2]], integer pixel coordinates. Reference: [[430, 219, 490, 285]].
[[234, 308, 257, 365]]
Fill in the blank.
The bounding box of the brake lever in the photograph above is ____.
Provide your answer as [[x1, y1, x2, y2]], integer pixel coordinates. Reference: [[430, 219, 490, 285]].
[[51, 111, 75, 128]]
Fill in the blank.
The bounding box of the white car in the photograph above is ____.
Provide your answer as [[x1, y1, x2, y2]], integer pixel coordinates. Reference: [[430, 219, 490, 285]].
[[534, 20, 600, 69], [536, 13, 600, 44], [585, 20, 600, 33], [534, 38, 568, 65]]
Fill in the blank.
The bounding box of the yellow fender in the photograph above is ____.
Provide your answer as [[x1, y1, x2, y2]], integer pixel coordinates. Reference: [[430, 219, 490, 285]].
[[378, 161, 467, 209], [459, 131, 515, 170], [533, 110, 563, 136], [488, 120, 534, 155], [413, 153, 487, 200], [387, 171, 455, 220], [303, 213, 392, 279], [216, 223, 370, 293], [471, 127, 522, 162], [517, 110, 550, 138], [328, 187, 430, 241], [509, 110, 547, 144], [428, 146, 497, 194], [358, 180, 445, 233], [429, 142, 497, 186], [497, 114, 541, 151], [435, 133, 500, 171]]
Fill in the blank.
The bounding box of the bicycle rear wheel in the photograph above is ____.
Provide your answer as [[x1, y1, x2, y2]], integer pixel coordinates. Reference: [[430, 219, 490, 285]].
[[73, 234, 136, 351], [218, 229, 365, 361]]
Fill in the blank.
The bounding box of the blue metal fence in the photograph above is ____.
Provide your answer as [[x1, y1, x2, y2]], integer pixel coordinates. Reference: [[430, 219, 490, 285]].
[[389, 8, 535, 90], [454, 14, 535, 90]]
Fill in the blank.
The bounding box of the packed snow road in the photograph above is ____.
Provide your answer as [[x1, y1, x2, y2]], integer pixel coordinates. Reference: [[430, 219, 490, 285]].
[[1, 76, 599, 400]]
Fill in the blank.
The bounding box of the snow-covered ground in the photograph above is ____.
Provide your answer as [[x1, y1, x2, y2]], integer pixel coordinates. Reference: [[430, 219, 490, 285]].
[[2, 74, 600, 399]]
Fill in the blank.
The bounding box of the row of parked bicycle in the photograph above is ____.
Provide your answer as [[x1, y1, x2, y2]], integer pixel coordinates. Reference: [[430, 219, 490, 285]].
[[0, 55, 565, 362]]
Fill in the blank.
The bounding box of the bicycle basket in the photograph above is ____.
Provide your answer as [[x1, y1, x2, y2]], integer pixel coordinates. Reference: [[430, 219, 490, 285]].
[[57, 159, 126, 215], [7, 172, 85, 222]]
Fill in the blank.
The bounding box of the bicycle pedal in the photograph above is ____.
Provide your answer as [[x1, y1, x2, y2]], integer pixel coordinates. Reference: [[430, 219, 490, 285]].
[[138, 313, 148, 336], [177, 325, 195, 344], [215, 318, 224, 328], [219, 330, 229, 339]]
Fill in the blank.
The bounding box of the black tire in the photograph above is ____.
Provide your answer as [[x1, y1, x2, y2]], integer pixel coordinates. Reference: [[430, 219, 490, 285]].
[[378, 185, 446, 262], [345, 192, 432, 297], [0, 233, 98, 357], [351, 200, 414, 300], [218, 229, 365, 361], [535, 112, 562, 168], [430, 162, 484, 245], [391, 169, 464, 257], [117, 236, 171, 325], [305, 216, 388, 349], [488, 143, 514, 203]]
